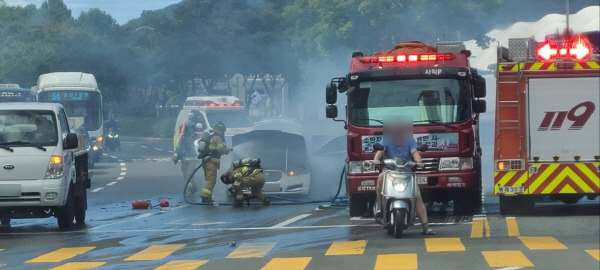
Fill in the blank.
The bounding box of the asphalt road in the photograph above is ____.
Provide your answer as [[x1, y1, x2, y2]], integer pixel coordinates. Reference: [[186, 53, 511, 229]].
[[0, 138, 598, 270]]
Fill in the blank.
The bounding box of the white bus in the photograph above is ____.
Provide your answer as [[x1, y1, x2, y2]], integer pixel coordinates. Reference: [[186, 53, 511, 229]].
[[35, 72, 104, 161]]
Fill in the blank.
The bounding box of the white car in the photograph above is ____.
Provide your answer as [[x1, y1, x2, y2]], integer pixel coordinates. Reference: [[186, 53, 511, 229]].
[[0, 103, 90, 229]]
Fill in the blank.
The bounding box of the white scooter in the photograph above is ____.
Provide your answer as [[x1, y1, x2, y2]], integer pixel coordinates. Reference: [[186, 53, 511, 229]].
[[373, 143, 427, 238]]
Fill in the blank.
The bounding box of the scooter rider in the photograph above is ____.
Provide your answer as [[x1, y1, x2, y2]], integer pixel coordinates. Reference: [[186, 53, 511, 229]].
[[173, 120, 200, 197], [199, 122, 230, 203], [221, 158, 270, 207], [374, 117, 437, 235]]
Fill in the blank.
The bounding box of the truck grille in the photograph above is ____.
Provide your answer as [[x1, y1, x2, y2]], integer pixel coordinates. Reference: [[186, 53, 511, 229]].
[[415, 158, 439, 174], [0, 192, 41, 204]]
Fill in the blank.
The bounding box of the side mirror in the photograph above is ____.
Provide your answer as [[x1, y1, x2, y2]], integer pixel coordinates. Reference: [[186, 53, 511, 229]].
[[326, 83, 338, 104], [326, 105, 338, 118], [473, 100, 486, 113], [373, 143, 384, 151], [417, 144, 429, 152], [474, 75, 486, 98], [65, 133, 78, 150]]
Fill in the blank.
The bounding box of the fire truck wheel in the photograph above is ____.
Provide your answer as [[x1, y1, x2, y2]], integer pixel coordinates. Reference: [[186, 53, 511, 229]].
[[454, 191, 481, 215], [349, 194, 368, 217]]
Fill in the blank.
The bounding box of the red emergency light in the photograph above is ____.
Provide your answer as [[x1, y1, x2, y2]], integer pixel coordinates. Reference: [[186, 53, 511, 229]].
[[360, 53, 455, 64], [536, 34, 592, 61]]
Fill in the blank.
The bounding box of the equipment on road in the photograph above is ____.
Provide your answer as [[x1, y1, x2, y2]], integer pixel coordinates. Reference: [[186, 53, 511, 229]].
[[0, 103, 90, 230], [326, 41, 486, 217], [494, 31, 600, 214], [132, 200, 151, 209], [373, 143, 423, 238]]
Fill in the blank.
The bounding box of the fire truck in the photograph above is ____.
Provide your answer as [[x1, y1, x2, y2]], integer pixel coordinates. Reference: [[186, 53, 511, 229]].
[[494, 31, 600, 214], [325, 41, 487, 216]]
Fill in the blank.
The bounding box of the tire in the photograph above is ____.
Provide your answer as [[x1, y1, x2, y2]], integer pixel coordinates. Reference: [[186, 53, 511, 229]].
[[454, 191, 481, 215], [349, 194, 368, 217], [74, 190, 87, 225], [389, 209, 406, 238], [57, 190, 75, 230], [1, 217, 10, 225]]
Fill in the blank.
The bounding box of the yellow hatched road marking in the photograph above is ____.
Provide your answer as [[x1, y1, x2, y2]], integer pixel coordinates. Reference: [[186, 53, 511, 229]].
[[261, 257, 312, 270], [518, 236, 567, 250], [374, 254, 418, 270], [50, 262, 106, 270], [424, 238, 465, 252], [27, 247, 96, 263], [506, 217, 520, 236], [482, 251, 534, 267], [325, 240, 367, 256], [227, 242, 276, 258], [588, 61, 600, 69], [586, 250, 600, 261], [471, 218, 484, 238], [125, 244, 185, 261], [484, 218, 490, 237], [528, 164, 559, 192], [154, 260, 208, 270]]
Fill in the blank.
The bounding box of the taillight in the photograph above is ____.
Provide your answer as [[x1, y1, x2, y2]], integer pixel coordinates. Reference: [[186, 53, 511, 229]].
[[45, 155, 64, 179], [496, 160, 524, 171]]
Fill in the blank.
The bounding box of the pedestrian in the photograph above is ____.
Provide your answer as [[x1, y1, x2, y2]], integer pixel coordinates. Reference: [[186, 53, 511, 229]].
[[373, 117, 437, 235], [221, 158, 270, 207], [199, 122, 230, 203], [172, 120, 200, 197]]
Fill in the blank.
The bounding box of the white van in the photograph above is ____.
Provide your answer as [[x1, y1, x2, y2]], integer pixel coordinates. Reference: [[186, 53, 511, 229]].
[[0, 103, 90, 229]]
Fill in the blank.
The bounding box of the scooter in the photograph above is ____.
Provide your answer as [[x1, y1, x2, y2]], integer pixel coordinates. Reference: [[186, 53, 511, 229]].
[[105, 127, 121, 151], [373, 143, 427, 238]]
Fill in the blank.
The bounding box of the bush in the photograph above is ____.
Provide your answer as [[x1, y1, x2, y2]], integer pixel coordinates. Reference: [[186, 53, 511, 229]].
[[119, 117, 176, 138]]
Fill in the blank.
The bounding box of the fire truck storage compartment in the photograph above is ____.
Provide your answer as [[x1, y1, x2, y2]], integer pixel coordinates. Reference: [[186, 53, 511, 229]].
[[527, 77, 600, 162]]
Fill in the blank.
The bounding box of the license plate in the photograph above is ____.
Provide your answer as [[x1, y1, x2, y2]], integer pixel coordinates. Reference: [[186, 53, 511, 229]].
[[498, 186, 525, 194], [416, 176, 427, 185]]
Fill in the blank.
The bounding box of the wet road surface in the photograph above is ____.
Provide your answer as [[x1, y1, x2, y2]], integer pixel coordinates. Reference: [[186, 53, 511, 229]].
[[1, 138, 598, 270]]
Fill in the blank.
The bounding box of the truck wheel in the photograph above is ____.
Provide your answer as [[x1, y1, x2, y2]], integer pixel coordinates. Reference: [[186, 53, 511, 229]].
[[1, 217, 9, 225], [389, 209, 406, 238], [454, 191, 481, 215], [57, 191, 75, 230], [349, 194, 368, 217], [74, 190, 87, 225]]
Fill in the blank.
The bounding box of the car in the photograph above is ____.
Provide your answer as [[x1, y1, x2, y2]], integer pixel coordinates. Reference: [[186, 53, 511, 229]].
[[0, 102, 90, 229]]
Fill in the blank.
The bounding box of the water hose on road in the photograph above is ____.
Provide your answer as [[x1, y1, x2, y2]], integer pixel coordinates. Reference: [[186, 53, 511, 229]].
[[183, 157, 348, 206]]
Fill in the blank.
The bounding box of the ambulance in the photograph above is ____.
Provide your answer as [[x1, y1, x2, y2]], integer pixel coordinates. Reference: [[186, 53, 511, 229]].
[[173, 96, 253, 147]]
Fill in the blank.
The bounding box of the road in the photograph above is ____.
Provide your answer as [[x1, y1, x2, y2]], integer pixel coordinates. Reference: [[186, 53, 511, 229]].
[[1, 138, 598, 270]]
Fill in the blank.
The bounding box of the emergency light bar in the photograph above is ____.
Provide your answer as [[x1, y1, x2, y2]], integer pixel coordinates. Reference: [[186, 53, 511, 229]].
[[536, 34, 592, 61], [360, 53, 455, 64], [185, 100, 243, 107]]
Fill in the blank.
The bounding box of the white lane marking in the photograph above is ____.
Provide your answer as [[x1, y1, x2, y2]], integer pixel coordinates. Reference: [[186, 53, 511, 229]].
[[192, 222, 227, 226], [116, 176, 124, 181], [117, 159, 124, 162], [168, 151, 174, 153], [153, 148, 163, 151], [141, 146, 149, 148], [121, 167, 127, 171], [106, 182, 117, 186], [91, 187, 104, 193], [271, 214, 311, 228], [120, 163, 126, 167], [110, 156, 118, 159], [119, 172, 126, 176]]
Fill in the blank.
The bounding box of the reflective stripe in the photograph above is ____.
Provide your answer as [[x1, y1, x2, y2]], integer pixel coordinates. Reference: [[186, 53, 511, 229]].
[[201, 188, 212, 195]]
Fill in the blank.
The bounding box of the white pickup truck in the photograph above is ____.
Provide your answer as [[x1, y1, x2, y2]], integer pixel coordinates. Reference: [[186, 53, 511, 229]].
[[0, 103, 90, 230]]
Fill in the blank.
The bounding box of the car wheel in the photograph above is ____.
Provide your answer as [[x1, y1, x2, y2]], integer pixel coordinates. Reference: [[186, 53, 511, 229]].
[[57, 190, 75, 230]]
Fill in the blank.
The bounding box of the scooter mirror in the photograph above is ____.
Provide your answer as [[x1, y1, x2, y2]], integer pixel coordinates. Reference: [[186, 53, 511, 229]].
[[373, 143, 384, 151]]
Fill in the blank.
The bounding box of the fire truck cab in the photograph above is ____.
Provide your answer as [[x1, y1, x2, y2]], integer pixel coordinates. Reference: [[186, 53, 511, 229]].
[[326, 41, 487, 216], [495, 31, 600, 214]]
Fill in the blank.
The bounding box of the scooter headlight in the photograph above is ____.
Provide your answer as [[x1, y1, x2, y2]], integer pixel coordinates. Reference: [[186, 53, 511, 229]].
[[387, 174, 409, 192], [108, 134, 113, 138]]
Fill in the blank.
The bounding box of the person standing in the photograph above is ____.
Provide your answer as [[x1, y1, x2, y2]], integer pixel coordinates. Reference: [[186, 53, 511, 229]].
[[200, 122, 230, 203], [173, 120, 200, 197]]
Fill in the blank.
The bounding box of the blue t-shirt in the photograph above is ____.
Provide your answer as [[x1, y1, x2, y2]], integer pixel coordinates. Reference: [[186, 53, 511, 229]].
[[381, 135, 417, 160]]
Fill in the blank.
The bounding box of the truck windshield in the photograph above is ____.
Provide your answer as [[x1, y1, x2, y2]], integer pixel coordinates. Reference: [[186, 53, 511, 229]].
[[348, 79, 471, 126], [206, 111, 252, 128], [37, 91, 102, 131], [0, 110, 58, 146]]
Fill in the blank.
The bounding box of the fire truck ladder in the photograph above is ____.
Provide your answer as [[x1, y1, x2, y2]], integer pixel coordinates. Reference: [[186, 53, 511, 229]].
[[496, 62, 526, 158]]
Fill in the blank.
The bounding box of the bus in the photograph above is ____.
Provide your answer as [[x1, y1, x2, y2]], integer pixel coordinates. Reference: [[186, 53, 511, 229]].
[[0, 84, 32, 102], [35, 72, 104, 161]]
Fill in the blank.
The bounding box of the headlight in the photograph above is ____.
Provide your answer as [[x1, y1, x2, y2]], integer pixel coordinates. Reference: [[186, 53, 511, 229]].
[[387, 174, 409, 192], [347, 160, 378, 175], [45, 155, 63, 179], [114, 134, 119, 138], [108, 134, 114, 138], [439, 157, 473, 171]]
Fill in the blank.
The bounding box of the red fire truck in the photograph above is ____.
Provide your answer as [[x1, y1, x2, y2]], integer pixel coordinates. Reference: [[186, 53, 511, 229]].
[[494, 31, 600, 214], [325, 41, 487, 216]]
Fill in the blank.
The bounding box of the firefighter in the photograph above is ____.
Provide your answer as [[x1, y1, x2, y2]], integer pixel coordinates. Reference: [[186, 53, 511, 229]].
[[173, 120, 200, 197], [221, 158, 270, 207], [199, 122, 230, 203]]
